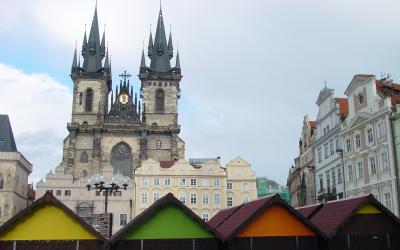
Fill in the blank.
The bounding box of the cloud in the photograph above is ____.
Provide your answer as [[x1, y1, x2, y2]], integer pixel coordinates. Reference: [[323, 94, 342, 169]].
[[0, 63, 71, 183]]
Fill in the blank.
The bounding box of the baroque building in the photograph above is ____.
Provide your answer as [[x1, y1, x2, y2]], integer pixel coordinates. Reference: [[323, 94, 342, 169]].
[[340, 74, 400, 215], [36, 5, 257, 233], [0, 115, 34, 226], [313, 86, 348, 202], [288, 115, 316, 207]]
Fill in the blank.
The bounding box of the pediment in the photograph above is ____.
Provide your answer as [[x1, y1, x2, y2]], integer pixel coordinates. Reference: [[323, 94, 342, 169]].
[[316, 87, 334, 105], [347, 112, 372, 129]]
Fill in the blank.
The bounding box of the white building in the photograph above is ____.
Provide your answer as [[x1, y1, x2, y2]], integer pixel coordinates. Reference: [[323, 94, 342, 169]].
[[340, 74, 399, 215], [313, 87, 348, 202], [0, 115, 33, 225]]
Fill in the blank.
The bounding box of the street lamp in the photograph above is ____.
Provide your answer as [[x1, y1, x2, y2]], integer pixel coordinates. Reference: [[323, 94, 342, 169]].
[[336, 149, 346, 199], [86, 172, 129, 213]]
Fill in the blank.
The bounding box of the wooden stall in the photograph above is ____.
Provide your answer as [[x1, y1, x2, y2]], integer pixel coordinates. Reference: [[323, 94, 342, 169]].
[[0, 192, 108, 250], [208, 194, 323, 250], [110, 193, 220, 250]]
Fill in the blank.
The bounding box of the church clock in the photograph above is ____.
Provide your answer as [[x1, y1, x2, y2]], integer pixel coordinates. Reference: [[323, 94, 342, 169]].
[[119, 94, 129, 104]]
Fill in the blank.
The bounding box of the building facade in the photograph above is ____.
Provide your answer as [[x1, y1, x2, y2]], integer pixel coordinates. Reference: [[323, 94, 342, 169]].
[[313, 87, 348, 202], [340, 74, 399, 215], [288, 115, 316, 207], [0, 115, 33, 225], [36, 5, 257, 233]]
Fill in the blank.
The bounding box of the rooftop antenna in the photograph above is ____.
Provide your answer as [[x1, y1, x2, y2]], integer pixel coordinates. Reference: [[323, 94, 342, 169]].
[[323, 80, 327, 88]]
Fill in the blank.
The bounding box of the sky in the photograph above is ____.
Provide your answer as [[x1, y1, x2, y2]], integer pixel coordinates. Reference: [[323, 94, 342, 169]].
[[1, 0, 400, 185]]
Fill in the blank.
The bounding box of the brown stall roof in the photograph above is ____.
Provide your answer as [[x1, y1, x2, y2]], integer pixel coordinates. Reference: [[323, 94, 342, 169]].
[[208, 194, 324, 241], [0, 192, 107, 242], [296, 204, 323, 219], [310, 195, 400, 238]]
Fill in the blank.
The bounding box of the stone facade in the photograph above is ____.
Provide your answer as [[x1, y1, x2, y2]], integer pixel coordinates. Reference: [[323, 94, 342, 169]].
[[313, 87, 348, 202], [0, 115, 33, 226], [288, 115, 316, 207], [340, 74, 399, 215]]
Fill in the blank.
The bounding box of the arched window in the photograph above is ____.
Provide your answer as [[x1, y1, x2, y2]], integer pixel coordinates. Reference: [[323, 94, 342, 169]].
[[80, 151, 89, 163], [110, 142, 133, 177], [155, 89, 164, 112], [0, 175, 3, 189], [81, 170, 88, 178], [85, 89, 93, 112]]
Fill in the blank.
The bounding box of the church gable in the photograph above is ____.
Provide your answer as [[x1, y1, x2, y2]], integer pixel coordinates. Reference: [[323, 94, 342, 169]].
[[0, 204, 98, 240]]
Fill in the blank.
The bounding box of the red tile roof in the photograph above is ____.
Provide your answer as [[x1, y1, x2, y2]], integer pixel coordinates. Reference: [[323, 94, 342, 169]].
[[375, 80, 400, 107], [159, 160, 175, 168], [335, 98, 348, 118], [309, 121, 317, 129], [296, 204, 323, 219], [209, 194, 323, 241]]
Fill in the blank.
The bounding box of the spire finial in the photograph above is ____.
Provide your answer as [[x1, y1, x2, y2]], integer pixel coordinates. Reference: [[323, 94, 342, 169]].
[[324, 80, 327, 88]]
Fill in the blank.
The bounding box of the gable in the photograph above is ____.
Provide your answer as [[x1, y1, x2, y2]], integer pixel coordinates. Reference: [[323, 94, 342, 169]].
[[0, 204, 97, 240], [123, 205, 213, 240], [237, 204, 316, 237], [347, 113, 371, 130]]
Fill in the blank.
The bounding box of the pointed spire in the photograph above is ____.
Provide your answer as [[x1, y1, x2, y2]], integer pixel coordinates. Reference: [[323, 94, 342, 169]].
[[175, 50, 180, 69], [149, 5, 171, 73], [111, 90, 114, 105], [81, 28, 87, 56], [82, 3, 104, 73], [101, 26, 106, 57], [147, 29, 153, 57], [168, 27, 173, 58], [140, 49, 146, 68], [72, 42, 78, 70], [104, 47, 110, 68]]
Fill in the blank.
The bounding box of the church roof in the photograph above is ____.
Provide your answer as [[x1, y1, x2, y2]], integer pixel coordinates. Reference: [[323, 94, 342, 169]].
[[0, 115, 17, 152]]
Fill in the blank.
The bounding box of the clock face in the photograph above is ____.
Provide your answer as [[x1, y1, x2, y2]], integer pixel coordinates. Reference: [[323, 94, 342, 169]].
[[119, 94, 129, 104]]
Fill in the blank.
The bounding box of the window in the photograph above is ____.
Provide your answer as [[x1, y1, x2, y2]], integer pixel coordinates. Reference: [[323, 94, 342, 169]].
[[202, 213, 209, 222], [113, 191, 121, 196], [369, 157, 377, 175], [179, 193, 186, 204], [190, 178, 197, 186], [324, 144, 329, 159], [164, 178, 171, 186], [45, 190, 53, 194], [95, 191, 101, 196], [330, 141, 334, 155], [227, 196, 233, 207], [242, 196, 249, 203], [65, 190, 71, 196], [214, 178, 220, 186], [358, 94, 364, 104], [384, 192, 392, 211], [346, 139, 351, 152], [214, 193, 220, 205], [141, 177, 148, 186], [227, 182, 232, 190], [323, 128, 327, 135], [336, 138, 341, 150], [80, 151, 89, 163], [319, 175, 324, 191], [203, 193, 209, 204], [56, 190, 62, 196], [79, 93, 83, 105], [378, 123, 386, 139], [381, 152, 389, 170], [326, 171, 331, 192], [355, 134, 361, 148], [357, 162, 363, 179], [85, 88, 93, 112], [155, 89, 165, 112], [242, 182, 248, 190], [367, 128, 374, 143], [331, 169, 336, 186], [141, 192, 147, 204], [337, 166, 342, 184], [179, 178, 186, 186], [156, 140, 162, 149], [317, 148, 322, 163], [348, 165, 353, 181], [153, 192, 160, 202], [153, 178, 160, 186], [191, 193, 197, 204], [0, 175, 3, 189], [120, 214, 127, 226]]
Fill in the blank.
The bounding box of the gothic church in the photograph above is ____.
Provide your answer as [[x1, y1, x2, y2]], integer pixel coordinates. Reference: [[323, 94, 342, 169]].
[[66, 6, 184, 179]]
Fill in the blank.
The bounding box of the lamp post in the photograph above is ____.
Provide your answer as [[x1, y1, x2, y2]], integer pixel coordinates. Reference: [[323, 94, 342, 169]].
[[86, 173, 129, 213], [336, 149, 346, 199]]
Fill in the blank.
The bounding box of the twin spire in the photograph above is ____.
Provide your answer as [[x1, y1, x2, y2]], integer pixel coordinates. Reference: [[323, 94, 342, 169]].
[[72, 4, 180, 75], [142, 6, 181, 74]]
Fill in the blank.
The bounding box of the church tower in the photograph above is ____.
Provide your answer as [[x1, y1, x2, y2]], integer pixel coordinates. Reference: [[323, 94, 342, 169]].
[[139, 7, 184, 161], [66, 4, 111, 176]]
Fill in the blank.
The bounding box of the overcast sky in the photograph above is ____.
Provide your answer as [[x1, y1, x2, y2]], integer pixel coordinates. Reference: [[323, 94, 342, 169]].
[[1, 0, 400, 185]]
